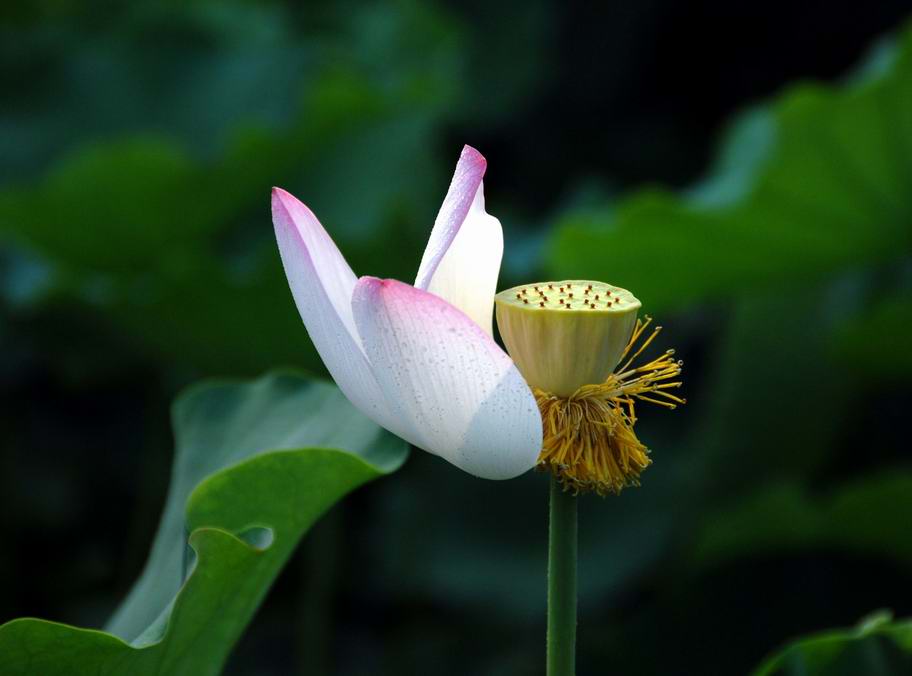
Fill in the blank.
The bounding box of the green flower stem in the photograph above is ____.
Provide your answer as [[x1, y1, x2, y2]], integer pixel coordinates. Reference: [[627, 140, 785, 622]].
[[547, 474, 578, 676]]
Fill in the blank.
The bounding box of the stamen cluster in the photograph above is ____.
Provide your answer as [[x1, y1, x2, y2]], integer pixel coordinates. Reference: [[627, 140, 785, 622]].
[[536, 317, 685, 495]]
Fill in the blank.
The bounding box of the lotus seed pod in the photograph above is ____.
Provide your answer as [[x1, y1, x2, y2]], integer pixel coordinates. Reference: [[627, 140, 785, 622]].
[[494, 280, 641, 397]]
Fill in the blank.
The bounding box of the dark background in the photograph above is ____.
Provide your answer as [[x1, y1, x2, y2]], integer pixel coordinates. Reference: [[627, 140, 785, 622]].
[[2, 1, 912, 674]]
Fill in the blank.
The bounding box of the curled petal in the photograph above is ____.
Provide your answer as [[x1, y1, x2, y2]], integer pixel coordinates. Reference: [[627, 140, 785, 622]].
[[425, 182, 503, 336], [414, 145, 487, 292], [271, 188, 411, 439], [351, 277, 542, 479]]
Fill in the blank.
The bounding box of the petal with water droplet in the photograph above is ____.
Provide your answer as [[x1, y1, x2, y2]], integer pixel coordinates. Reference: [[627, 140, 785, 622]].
[[352, 277, 542, 479]]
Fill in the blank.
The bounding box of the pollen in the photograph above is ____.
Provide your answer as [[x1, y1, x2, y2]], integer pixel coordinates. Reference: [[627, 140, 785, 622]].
[[535, 317, 685, 495]]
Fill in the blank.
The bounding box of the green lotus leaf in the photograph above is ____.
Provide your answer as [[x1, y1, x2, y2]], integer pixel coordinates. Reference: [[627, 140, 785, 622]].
[[0, 371, 408, 675]]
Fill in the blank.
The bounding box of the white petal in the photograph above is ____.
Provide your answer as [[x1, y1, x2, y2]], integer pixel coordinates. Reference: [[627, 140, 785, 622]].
[[414, 145, 487, 291], [272, 188, 359, 338], [425, 182, 503, 336], [351, 277, 542, 479], [272, 188, 411, 439]]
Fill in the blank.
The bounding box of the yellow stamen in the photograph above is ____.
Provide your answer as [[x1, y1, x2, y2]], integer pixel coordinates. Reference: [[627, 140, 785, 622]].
[[535, 318, 685, 495]]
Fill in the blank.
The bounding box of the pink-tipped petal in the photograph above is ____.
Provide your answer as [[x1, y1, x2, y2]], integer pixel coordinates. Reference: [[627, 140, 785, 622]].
[[272, 188, 361, 333], [424, 181, 503, 336], [352, 277, 542, 479], [272, 188, 411, 439], [414, 145, 487, 291]]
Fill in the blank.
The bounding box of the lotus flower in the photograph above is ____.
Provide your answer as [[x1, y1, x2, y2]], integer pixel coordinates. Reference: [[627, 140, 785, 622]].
[[272, 145, 542, 479]]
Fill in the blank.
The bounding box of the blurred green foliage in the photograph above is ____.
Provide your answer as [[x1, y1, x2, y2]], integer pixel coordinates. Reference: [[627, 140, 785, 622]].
[[549, 28, 912, 311], [754, 612, 912, 676], [0, 0, 498, 376], [2, 1, 911, 675]]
